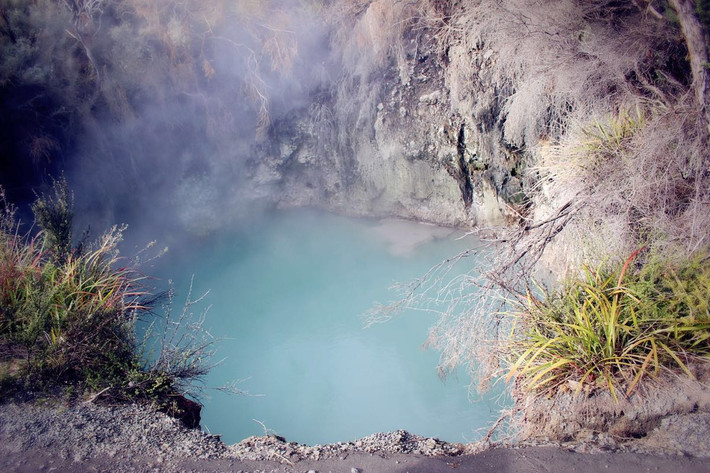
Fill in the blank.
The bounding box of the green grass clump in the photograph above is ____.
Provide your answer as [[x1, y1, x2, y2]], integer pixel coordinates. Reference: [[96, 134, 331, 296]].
[[0, 181, 211, 409], [0, 185, 147, 394], [0, 227, 145, 383], [507, 249, 710, 401], [578, 106, 646, 178]]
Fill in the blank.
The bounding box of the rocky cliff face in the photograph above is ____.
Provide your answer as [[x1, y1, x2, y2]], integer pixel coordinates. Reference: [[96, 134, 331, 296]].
[[246, 23, 523, 228]]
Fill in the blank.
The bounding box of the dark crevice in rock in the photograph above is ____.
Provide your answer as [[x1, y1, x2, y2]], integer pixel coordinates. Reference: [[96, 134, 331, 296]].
[[456, 123, 474, 208]]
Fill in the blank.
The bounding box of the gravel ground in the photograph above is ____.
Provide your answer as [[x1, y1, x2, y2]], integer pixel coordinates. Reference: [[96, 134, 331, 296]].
[[2, 400, 710, 473], [0, 402, 226, 462], [0, 401, 469, 463]]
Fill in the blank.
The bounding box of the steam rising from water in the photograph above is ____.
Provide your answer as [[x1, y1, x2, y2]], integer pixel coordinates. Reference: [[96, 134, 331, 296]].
[[63, 1, 339, 241]]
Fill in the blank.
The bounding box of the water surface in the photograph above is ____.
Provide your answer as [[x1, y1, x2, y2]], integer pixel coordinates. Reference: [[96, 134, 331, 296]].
[[155, 210, 504, 445]]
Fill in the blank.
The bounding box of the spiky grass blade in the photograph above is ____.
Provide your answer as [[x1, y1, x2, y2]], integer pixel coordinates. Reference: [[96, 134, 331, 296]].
[[508, 249, 710, 400]]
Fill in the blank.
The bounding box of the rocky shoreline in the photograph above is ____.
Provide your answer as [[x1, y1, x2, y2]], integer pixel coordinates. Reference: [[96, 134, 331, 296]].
[[2, 400, 710, 472], [0, 401, 472, 464]]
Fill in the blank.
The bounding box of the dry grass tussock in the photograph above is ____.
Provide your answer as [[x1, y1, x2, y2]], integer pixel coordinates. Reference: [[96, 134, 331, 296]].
[[537, 98, 710, 260], [328, 0, 466, 79], [450, 0, 684, 147], [321, 0, 697, 172], [329, 0, 415, 80], [508, 250, 710, 400]]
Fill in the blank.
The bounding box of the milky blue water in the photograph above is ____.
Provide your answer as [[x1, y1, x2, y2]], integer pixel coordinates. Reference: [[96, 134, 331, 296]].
[[154, 209, 504, 445]]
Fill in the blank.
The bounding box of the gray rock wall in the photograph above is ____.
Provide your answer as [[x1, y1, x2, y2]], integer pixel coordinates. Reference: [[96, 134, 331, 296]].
[[246, 23, 524, 229]]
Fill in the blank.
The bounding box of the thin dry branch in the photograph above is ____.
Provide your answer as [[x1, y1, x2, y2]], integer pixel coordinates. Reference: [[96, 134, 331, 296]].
[[144, 276, 217, 396], [367, 186, 588, 391]]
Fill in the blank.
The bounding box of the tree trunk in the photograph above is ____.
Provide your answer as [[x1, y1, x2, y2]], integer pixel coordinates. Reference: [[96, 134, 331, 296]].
[[669, 0, 709, 112]]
